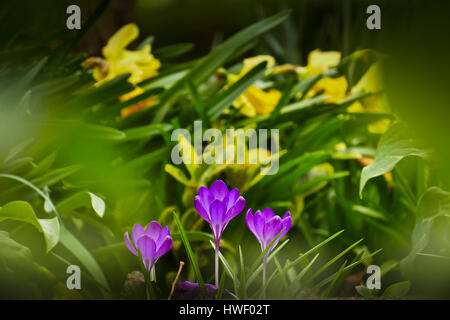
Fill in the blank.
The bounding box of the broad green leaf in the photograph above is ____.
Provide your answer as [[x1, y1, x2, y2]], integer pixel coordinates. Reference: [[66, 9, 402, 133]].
[[58, 225, 110, 291], [360, 122, 429, 197], [0, 201, 59, 252], [56, 191, 105, 218], [31, 165, 81, 188], [400, 187, 450, 277], [382, 280, 411, 298], [355, 285, 374, 298], [0, 230, 32, 267]]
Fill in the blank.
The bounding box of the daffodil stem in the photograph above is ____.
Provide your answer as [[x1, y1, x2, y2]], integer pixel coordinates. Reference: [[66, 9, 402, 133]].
[[215, 240, 220, 288]]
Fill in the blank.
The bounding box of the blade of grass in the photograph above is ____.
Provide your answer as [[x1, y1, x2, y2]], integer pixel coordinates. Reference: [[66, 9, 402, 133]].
[[209, 240, 239, 293], [246, 239, 289, 289], [312, 248, 383, 291], [173, 212, 206, 296], [311, 239, 363, 279]]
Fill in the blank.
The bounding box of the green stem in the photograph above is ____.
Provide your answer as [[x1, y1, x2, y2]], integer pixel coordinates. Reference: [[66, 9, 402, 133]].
[[262, 254, 268, 298], [215, 240, 220, 288]]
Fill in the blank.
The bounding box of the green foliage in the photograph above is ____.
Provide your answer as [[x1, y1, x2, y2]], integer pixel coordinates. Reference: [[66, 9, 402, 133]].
[[0, 5, 448, 301]]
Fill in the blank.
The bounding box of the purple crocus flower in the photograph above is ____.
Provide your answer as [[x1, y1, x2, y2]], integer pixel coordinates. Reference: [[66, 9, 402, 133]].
[[194, 180, 246, 286], [124, 221, 173, 274], [245, 208, 291, 286]]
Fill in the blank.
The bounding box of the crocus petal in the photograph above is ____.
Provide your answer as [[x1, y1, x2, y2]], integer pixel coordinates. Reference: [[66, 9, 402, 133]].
[[157, 226, 170, 243], [224, 196, 246, 225], [280, 212, 292, 238], [145, 221, 163, 240], [245, 209, 257, 235], [132, 224, 145, 247], [263, 216, 284, 249], [209, 200, 227, 224], [194, 196, 211, 223], [223, 188, 239, 211], [137, 236, 156, 272], [198, 186, 214, 209], [154, 236, 173, 260], [124, 232, 138, 256], [261, 208, 275, 220], [210, 180, 228, 201], [253, 210, 266, 238], [209, 200, 227, 240]]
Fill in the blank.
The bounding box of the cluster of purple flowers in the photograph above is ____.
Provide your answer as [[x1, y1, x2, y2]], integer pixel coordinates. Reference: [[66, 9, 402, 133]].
[[124, 179, 291, 296]]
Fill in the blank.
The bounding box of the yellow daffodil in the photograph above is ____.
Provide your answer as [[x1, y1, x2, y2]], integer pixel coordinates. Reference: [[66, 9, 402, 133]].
[[295, 49, 348, 103], [83, 23, 161, 118], [347, 61, 391, 133], [227, 55, 282, 117], [297, 49, 341, 77], [93, 23, 161, 85], [305, 76, 348, 103]]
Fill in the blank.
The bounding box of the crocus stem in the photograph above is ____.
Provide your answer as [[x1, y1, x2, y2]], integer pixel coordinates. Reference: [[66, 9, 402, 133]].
[[215, 240, 220, 288], [150, 266, 156, 282], [262, 254, 268, 294]]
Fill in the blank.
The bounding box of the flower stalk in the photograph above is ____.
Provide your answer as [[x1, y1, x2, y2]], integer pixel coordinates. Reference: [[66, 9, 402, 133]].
[[215, 239, 220, 287]]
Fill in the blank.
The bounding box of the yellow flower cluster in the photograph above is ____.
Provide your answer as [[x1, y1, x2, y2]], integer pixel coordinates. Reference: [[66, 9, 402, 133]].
[[94, 23, 160, 85], [87, 23, 161, 118], [226, 55, 282, 117], [296, 49, 348, 103]]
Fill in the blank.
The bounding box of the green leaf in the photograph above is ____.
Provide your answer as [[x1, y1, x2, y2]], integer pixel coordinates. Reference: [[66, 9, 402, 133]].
[[360, 122, 429, 197], [238, 245, 246, 299], [0, 57, 48, 104], [400, 187, 450, 277], [31, 165, 81, 188], [209, 240, 239, 293], [58, 225, 110, 292], [322, 260, 348, 298], [313, 249, 382, 291], [165, 164, 193, 187], [56, 191, 105, 218], [288, 230, 345, 270], [382, 280, 411, 298], [0, 230, 32, 268], [206, 61, 267, 120], [311, 239, 363, 279], [154, 43, 194, 60], [416, 187, 450, 219], [122, 123, 172, 141], [153, 10, 290, 122], [352, 204, 387, 221], [0, 201, 59, 252], [172, 212, 206, 295], [246, 239, 290, 289], [355, 285, 374, 298]]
